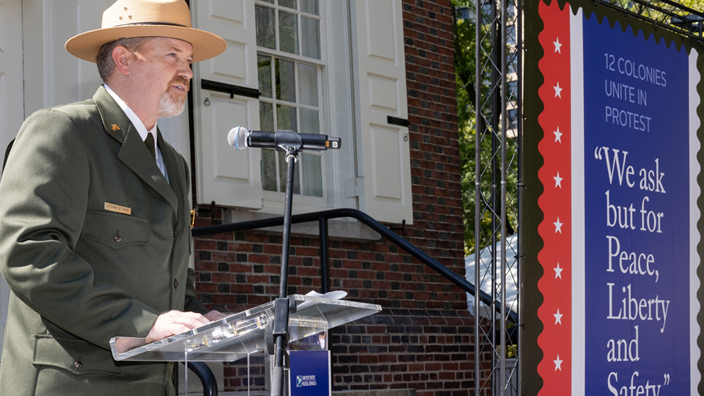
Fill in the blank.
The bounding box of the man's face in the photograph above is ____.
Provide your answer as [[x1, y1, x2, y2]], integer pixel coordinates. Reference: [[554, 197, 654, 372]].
[[129, 37, 194, 119]]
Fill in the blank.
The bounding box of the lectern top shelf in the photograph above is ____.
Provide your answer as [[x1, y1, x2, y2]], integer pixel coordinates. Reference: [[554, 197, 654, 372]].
[[110, 294, 382, 362]]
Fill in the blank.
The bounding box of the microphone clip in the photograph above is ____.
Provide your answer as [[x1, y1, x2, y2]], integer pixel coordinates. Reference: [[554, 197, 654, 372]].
[[273, 130, 303, 153], [272, 130, 303, 162]]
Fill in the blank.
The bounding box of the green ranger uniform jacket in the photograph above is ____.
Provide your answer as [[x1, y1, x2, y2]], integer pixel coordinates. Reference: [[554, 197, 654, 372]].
[[0, 86, 207, 395]]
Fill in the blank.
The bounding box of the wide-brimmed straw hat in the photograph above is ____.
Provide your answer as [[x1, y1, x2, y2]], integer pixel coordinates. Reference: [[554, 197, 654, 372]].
[[65, 0, 226, 63]]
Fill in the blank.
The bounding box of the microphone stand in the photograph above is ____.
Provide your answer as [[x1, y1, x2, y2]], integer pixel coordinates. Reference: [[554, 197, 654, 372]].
[[269, 133, 303, 396]]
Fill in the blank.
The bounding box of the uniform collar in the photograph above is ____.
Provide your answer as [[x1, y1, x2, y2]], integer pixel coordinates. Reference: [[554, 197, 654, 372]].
[[103, 84, 158, 142]]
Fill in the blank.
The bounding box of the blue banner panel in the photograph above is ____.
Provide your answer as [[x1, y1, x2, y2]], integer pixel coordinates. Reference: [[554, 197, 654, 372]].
[[582, 15, 690, 396]]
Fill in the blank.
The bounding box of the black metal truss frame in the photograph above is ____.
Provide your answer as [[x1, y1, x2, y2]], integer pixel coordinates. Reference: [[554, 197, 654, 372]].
[[473, 0, 521, 395], [470, 1, 701, 396], [594, 0, 704, 41]]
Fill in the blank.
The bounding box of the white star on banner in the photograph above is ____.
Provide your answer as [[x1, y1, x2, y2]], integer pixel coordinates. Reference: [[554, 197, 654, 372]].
[[554, 37, 562, 53], [554, 217, 563, 234], [554, 82, 563, 98], [554, 263, 563, 279], [554, 355, 563, 371], [554, 308, 563, 325], [554, 126, 562, 143], [554, 172, 563, 188]]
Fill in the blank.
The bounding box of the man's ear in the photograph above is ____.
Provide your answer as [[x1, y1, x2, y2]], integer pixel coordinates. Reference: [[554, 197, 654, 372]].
[[112, 46, 132, 76]]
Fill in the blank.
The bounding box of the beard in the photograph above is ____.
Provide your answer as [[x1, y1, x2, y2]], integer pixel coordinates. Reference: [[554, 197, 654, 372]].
[[157, 77, 189, 118]]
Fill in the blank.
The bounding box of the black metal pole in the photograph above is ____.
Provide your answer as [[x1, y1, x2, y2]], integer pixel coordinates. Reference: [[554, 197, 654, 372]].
[[278, 152, 296, 299], [271, 148, 298, 396], [319, 218, 330, 294], [491, 3, 500, 394], [186, 362, 219, 396]]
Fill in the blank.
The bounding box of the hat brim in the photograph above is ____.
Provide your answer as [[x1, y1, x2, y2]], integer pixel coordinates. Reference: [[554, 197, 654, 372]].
[[65, 25, 227, 63]]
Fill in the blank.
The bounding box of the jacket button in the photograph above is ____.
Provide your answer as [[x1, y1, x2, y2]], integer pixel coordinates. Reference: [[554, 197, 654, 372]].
[[74, 361, 82, 369], [114, 235, 122, 243], [174, 279, 179, 289]]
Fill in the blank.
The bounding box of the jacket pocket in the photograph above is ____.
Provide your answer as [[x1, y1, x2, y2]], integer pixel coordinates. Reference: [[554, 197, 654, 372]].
[[81, 211, 149, 249], [32, 334, 122, 377]]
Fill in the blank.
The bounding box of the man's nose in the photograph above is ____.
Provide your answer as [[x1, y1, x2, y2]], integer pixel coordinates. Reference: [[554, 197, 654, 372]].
[[180, 63, 194, 80]]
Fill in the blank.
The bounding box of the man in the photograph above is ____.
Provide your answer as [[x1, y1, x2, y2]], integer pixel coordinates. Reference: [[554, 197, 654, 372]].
[[0, 1, 227, 394]]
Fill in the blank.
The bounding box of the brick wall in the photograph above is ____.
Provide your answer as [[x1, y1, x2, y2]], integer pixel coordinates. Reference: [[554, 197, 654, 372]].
[[331, 310, 493, 396], [191, 0, 487, 394]]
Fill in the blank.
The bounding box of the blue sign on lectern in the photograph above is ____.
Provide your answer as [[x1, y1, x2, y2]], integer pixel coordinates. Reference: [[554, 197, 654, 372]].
[[289, 350, 331, 396]]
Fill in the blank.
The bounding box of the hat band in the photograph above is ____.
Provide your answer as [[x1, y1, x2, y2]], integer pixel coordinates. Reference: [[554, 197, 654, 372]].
[[111, 21, 189, 28]]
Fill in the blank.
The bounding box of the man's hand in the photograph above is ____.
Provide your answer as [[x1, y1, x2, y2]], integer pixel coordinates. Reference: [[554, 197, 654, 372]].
[[204, 310, 227, 322], [145, 310, 210, 343]]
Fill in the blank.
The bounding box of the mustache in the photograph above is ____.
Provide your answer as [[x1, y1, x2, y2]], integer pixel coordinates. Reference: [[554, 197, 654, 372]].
[[169, 77, 190, 91]]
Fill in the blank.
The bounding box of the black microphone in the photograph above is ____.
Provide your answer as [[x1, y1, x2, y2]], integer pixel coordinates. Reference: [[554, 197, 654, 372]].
[[227, 126, 341, 151]]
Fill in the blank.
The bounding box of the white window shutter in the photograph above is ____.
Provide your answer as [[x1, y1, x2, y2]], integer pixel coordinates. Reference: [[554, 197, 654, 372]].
[[192, 0, 263, 209], [352, 0, 412, 225]]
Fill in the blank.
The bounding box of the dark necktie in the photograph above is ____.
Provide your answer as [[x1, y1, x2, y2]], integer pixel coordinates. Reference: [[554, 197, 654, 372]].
[[144, 133, 156, 161]]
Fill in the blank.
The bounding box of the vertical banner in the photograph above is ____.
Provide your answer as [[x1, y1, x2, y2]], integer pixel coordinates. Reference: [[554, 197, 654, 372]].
[[531, 1, 702, 395]]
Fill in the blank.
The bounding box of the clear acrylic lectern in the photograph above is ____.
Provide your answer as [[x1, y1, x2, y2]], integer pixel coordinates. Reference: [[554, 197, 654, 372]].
[[110, 294, 381, 362]]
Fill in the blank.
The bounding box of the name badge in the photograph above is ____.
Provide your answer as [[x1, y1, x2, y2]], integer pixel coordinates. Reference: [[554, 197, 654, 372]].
[[104, 202, 132, 216]]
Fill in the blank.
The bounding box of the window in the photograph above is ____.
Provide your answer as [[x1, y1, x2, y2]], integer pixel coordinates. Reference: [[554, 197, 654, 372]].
[[456, 7, 471, 21], [256, 0, 321, 59], [255, 0, 325, 199], [192, 0, 412, 225]]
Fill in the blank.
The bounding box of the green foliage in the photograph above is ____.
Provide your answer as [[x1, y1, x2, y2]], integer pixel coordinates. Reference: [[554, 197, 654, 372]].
[[453, 0, 519, 255], [679, 0, 704, 12], [453, 0, 481, 255]]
